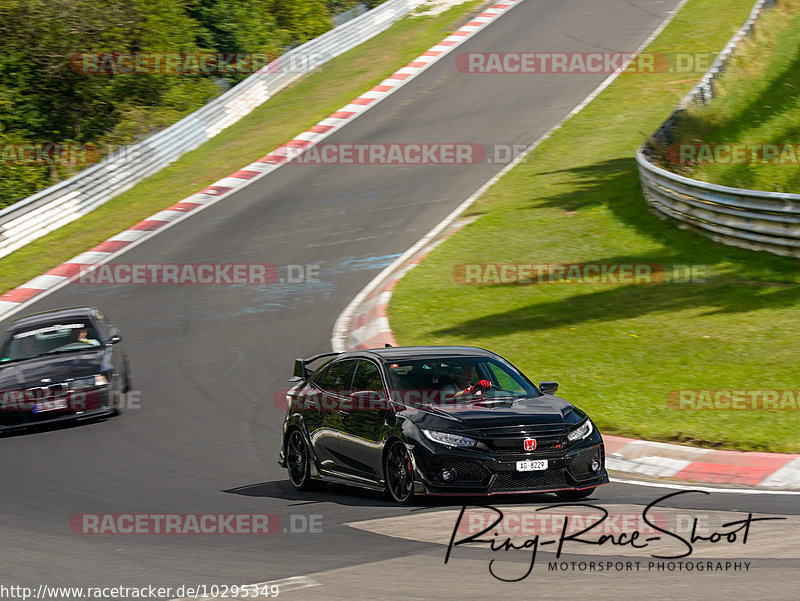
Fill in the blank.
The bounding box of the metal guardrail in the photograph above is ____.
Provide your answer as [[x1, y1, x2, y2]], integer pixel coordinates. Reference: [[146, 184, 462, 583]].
[[635, 0, 800, 257], [636, 153, 800, 256], [0, 0, 425, 259]]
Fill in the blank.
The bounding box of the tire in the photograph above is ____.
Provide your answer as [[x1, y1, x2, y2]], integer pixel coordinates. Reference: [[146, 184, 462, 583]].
[[116, 368, 133, 415], [555, 487, 596, 501], [384, 440, 416, 505], [111, 394, 123, 416], [122, 366, 131, 393], [286, 429, 324, 491], [110, 372, 124, 416]]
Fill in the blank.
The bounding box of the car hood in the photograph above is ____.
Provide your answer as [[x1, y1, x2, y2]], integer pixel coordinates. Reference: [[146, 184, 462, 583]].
[[0, 350, 107, 390], [411, 394, 575, 430]]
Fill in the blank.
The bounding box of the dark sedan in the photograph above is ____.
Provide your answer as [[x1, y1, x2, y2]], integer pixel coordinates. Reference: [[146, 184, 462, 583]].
[[0, 306, 131, 432], [278, 346, 608, 504]]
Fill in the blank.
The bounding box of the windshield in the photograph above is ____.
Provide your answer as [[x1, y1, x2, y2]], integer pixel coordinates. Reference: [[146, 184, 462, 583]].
[[385, 356, 539, 400], [1, 320, 102, 363]]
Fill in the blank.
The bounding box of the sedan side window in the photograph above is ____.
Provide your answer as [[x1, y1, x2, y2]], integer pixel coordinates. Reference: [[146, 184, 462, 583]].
[[316, 360, 357, 394], [92, 312, 109, 339], [351, 360, 384, 393]]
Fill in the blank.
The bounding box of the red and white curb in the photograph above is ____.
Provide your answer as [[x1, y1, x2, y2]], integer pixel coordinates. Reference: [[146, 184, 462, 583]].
[[0, 0, 525, 323], [604, 436, 800, 490]]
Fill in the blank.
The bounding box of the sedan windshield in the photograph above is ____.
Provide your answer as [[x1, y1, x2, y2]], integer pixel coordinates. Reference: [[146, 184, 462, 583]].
[[386, 356, 539, 400], [1, 321, 102, 363]]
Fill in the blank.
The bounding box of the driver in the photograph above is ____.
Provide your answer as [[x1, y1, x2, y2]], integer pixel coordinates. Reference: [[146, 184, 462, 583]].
[[73, 327, 99, 346], [442, 364, 492, 398]]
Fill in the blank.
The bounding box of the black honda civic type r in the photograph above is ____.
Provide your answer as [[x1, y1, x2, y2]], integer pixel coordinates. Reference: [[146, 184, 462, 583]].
[[279, 346, 608, 504]]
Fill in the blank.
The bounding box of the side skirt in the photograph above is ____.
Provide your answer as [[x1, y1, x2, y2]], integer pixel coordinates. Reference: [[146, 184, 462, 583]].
[[316, 469, 386, 492]]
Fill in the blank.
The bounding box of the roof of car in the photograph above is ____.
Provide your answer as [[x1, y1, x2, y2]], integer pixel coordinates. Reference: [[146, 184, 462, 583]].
[[9, 306, 97, 330], [354, 345, 499, 361]]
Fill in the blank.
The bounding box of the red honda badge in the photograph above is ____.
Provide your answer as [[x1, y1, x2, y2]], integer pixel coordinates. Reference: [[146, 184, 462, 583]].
[[523, 438, 536, 451]]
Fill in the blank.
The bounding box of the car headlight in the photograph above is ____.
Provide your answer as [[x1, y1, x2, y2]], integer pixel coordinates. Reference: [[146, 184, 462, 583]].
[[422, 429, 477, 448], [69, 375, 108, 389], [567, 419, 593, 442]]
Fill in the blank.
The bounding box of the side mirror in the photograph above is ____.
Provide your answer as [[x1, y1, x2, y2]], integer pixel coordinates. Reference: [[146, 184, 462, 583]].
[[293, 358, 307, 380], [539, 381, 558, 395], [108, 334, 122, 345]]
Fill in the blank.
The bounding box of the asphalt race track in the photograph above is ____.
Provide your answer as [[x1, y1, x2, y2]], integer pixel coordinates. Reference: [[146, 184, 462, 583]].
[[1, 0, 797, 599]]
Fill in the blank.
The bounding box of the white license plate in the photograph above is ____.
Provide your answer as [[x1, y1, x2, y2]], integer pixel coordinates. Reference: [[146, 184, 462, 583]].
[[33, 398, 68, 413], [516, 459, 548, 471]]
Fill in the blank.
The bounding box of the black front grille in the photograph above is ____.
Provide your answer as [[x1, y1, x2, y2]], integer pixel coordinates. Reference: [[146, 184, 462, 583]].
[[484, 435, 565, 455], [491, 469, 569, 491], [0, 385, 104, 427]]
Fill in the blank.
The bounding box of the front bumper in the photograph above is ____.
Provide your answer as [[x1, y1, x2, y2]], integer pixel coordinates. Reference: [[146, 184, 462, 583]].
[[411, 438, 608, 496], [0, 388, 114, 431]]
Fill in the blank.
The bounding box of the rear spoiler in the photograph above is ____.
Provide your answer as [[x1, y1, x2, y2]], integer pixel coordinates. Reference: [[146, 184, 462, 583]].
[[291, 351, 341, 381]]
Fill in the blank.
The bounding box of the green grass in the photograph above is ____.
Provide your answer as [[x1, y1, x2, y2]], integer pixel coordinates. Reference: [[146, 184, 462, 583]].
[[657, 0, 800, 192], [0, 0, 486, 294], [389, 0, 800, 452]]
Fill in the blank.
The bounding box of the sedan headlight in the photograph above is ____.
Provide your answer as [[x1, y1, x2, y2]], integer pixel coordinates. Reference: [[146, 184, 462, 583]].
[[422, 429, 477, 448], [69, 375, 109, 389], [567, 419, 593, 442]]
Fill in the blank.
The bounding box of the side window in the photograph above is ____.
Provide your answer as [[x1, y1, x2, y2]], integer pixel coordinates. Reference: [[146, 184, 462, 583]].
[[309, 364, 329, 388], [96, 310, 121, 340], [0, 335, 10, 362], [91, 315, 109, 340], [315, 360, 357, 394], [351, 360, 384, 393], [74, 324, 101, 346]]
